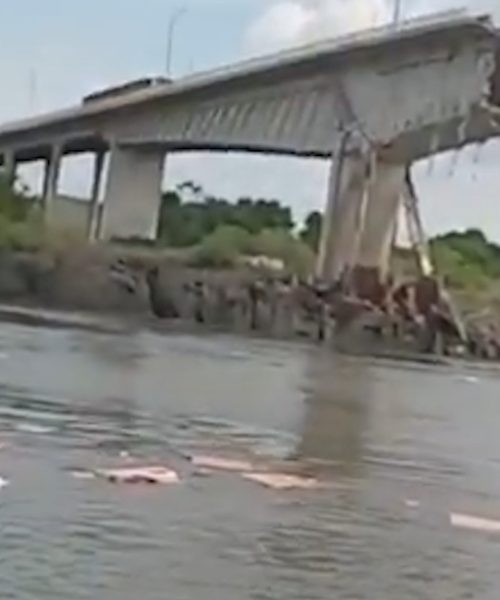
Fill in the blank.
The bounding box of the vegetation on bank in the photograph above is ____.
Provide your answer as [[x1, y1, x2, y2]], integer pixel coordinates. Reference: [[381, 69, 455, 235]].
[[0, 175, 43, 251], [1, 174, 500, 302], [155, 182, 317, 273]]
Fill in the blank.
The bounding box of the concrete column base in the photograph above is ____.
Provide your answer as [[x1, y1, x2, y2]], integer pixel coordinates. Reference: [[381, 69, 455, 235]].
[[350, 266, 386, 304], [100, 145, 164, 241]]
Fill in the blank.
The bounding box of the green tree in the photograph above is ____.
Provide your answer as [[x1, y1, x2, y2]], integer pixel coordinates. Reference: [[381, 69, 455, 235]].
[[191, 225, 252, 268], [250, 228, 314, 275], [157, 182, 295, 247], [300, 211, 322, 251], [431, 228, 500, 285], [0, 174, 33, 222]]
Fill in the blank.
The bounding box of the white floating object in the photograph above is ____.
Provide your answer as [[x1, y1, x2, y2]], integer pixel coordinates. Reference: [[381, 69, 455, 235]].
[[191, 455, 254, 472], [71, 470, 97, 480], [450, 512, 500, 533], [96, 466, 180, 485], [16, 423, 54, 434], [405, 499, 420, 509], [462, 376, 479, 384], [0, 476, 9, 489], [242, 472, 320, 490]]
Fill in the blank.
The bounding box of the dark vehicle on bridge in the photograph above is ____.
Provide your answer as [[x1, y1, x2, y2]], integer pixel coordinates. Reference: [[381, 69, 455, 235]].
[[83, 77, 172, 104]]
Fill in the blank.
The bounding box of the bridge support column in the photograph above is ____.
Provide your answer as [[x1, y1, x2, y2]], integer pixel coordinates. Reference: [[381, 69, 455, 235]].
[[100, 145, 164, 241], [354, 160, 405, 280], [316, 149, 369, 282], [43, 144, 63, 222], [0, 150, 16, 186], [87, 150, 105, 241], [316, 152, 405, 297], [41, 157, 50, 201]]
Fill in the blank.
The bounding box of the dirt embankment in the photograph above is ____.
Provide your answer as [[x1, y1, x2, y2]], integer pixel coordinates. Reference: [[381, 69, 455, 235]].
[[0, 245, 327, 343], [0, 245, 299, 325], [0, 247, 152, 314]]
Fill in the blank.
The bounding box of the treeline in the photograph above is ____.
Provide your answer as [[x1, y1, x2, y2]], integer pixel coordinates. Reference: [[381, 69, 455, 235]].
[[159, 181, 300, 246], [1, 174, 500, 291], [157, 182, 500, 288], [0, 174, 41, 250], [0, 175, 33, 223], [156, 181, 321, 272], [431, 229, 500, 290]]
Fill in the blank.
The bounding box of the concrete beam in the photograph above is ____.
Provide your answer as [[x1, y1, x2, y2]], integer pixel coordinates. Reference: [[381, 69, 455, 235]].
[[402, 170, 434, 277], [100, 145, 164, 241]]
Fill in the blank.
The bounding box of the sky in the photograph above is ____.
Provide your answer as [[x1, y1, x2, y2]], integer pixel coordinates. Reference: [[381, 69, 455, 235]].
[[1, 0, 500, 239]]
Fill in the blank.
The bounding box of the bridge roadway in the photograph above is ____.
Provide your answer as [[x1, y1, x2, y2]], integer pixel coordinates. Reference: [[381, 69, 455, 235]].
[[0, 11, 499, 281]]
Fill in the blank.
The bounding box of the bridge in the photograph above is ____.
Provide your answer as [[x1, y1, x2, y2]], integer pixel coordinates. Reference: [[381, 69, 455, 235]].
[[0, 11, 499, 283]]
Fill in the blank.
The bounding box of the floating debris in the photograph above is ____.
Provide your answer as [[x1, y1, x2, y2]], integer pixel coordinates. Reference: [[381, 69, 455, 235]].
[[242, 472, 320, 490], [191, 455, 255, 473], [460, 375, 479, 384], [404, 499, 420, 509], [71, 470, 96, 480], [0, 476, 9, 489], [96, 466, 180, 485], [15, 423, 55, 435], [73, 466, 180, 485], [450, 512, 500, 533]]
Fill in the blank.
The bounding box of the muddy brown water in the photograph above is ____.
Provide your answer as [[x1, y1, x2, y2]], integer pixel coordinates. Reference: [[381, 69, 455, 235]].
[[0, 317, 500, 599]]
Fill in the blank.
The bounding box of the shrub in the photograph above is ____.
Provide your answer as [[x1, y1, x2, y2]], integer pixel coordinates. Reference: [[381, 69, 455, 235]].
[[190, 225, 252, 268], [250, 229, 314, 276]]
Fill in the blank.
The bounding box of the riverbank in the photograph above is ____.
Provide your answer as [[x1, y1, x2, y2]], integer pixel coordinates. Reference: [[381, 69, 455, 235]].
[[0, 245, 323, 341], [1, 244, 500, 362], [3, 297, 500, 386]]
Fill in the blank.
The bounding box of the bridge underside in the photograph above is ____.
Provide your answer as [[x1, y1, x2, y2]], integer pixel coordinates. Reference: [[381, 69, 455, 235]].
[[2, 103, 498, 166]]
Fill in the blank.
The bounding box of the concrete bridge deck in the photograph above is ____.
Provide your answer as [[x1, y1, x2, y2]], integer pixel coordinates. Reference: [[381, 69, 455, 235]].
[[0, 11, 498, 162]]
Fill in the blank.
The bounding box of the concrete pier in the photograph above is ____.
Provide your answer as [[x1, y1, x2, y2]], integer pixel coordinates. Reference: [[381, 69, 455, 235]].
[[100, 145, 164, 241], [43, 144, 63, 222], [317, 152, 405, 290], [87, 150, 106, 241], [317, 151, 370, 283], [356, 161, 405, 276], [0, 150, 16, 186]]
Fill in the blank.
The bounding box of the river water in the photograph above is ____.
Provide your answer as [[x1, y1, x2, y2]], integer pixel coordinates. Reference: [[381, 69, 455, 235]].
[[1, 318, 500, 599]]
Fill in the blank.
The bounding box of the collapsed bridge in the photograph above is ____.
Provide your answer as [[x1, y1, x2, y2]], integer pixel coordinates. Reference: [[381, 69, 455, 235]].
[[0, 11, 499, 285]]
